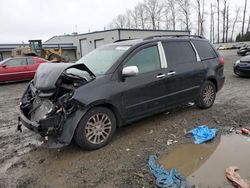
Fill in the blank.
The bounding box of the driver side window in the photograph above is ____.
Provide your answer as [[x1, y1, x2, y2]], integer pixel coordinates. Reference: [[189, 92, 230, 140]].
[[125, 46, 161, 74]]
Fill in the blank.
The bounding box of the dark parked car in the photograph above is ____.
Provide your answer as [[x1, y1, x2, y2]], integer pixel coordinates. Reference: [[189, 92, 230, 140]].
[[234, 55, 250, 77], [0, 57, 48, 83], [18, 36, 225, 150], [237, 45, 250, 56]]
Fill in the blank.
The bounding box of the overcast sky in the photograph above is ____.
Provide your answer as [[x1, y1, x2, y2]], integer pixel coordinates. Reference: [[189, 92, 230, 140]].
[[0, 0, 142, 43], [0, 0, 247, 43]]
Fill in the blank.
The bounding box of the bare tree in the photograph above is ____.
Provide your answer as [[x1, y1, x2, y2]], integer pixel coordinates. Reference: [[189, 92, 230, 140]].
[[225, 4, 229, 43], [200, 0, 205, 36], [196, 0, 205, 36], [177, 0, 191, 31], [155, 1, 164, 29], [112, 14, 127, 29], [144, 0, 161, 29], [196, 0, 201, 35], [212, 4, 215, 43], [137, 3, 148, 29], [125, 10, 132, 29], [242, 0, 247, 35], [210, 3, 215, 43], [222, 0, 227, 43], [247, 14, 250, 32], [156, 11, 163, 29], [163, 10, 171, 29], [130, 8, 139, 29], [166, 0, 177, 30], [217, 0, 220, 43], [231, 7, 240, 41]]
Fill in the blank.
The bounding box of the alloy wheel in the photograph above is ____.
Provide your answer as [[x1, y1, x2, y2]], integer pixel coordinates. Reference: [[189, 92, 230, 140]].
[[85, 113, 112, 144], [202, 85, 215, 106]]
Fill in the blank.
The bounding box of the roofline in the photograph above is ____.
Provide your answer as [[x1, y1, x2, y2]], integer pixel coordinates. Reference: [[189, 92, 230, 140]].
[[46, 28, 190, 39], [0, 43, 76, 51], [0, 44, 29, 46], [77, 28, 190, 36]]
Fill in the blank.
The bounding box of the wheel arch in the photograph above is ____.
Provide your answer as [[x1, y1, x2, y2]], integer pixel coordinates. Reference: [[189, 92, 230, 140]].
[[207, 77, 218, 92], [86, 101, 123, 128]]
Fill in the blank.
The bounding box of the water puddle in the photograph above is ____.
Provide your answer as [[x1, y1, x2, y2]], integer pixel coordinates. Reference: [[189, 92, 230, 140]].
[[159, 133, 250, 187]]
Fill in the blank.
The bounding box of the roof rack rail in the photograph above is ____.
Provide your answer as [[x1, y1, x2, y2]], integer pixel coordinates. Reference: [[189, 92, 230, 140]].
[[144, 35, 205, 40], [113, 39, 134, 43]]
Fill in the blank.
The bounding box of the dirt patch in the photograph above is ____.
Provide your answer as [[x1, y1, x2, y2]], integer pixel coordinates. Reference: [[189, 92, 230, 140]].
[[0, 51, 250, 187]]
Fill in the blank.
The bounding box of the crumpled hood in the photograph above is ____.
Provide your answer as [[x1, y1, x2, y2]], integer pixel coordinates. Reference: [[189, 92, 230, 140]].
[[240, 55, 250, 63], [33, 63, 95, 90]]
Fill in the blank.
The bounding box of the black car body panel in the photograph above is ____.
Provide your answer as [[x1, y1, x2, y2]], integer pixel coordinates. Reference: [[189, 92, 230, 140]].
[[18, 37, 225, 148], [234, 55, 250, 77]]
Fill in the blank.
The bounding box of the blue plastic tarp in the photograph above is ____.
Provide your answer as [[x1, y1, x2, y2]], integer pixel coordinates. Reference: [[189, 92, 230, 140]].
[[148, 155, 188, 188], [191, 125, 217, 144]]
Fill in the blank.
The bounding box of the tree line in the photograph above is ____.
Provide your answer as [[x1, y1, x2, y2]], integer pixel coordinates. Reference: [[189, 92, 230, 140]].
[[108, 0, 250, 43]]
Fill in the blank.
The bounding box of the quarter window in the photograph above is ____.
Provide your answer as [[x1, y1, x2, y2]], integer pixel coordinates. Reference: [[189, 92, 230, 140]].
[[125, 46, 161, 74], [192, 40, 217, 60], [163, 41, 197, 66]]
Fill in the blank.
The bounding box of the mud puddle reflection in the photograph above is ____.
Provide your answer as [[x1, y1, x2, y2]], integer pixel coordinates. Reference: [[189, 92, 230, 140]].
[[159, 134, 250, 187]]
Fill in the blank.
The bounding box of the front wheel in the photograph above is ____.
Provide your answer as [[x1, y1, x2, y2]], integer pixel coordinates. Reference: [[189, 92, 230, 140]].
[[74, 107, 116, 150], [195, 81, 216, 109]]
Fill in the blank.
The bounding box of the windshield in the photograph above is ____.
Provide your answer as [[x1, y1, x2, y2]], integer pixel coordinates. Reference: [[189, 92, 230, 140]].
[[76, 45, 130, 75]]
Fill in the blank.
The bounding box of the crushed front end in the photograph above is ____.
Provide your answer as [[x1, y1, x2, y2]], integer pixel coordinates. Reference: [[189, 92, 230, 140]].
[[18, 63, 95, 148]]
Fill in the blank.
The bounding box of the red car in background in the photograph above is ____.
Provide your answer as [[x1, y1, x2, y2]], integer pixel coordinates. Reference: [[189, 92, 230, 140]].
[[0, 57, 47, 83]]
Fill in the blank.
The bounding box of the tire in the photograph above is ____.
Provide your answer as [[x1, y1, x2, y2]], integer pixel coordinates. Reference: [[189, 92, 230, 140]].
[[195, 81, 216, 109], [74, 107, 116, 150]]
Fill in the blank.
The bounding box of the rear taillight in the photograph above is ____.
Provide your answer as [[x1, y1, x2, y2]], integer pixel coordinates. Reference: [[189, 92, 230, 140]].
[[219, 57, 225, 65]]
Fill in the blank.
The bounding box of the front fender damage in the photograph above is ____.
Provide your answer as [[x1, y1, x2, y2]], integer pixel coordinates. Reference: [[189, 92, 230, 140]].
[[44, 109, 86, 148], [18, 63, 95, 149], [19, 83, 87, 148]]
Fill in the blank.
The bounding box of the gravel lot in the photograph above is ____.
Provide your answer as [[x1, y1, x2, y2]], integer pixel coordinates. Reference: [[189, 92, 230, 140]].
[[0, 50, 249, 188]]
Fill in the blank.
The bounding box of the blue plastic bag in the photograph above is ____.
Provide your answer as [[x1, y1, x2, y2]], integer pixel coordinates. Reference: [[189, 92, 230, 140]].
[[191, 125, 217, 144], [148, 155, 188, 188]]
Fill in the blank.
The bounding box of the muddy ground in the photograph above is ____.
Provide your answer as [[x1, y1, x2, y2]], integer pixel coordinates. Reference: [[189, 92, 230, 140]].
[[0, 50, 249, 188]]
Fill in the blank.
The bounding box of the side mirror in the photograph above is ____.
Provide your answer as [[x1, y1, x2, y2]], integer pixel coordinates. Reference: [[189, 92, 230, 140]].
[[1, 64, 6, 68], [122, 66, 139, 78]]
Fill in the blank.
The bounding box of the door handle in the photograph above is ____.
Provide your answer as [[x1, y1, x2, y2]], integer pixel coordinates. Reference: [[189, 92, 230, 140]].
[[156, 74, 166, 78], [167, 71, 176, 76]]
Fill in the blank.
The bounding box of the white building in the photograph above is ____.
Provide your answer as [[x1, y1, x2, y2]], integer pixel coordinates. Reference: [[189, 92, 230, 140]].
[[45, 29, 190, 59]]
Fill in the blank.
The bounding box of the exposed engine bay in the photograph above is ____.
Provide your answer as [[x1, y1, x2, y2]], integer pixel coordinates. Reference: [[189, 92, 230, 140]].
[[19, 63, 95, 138]]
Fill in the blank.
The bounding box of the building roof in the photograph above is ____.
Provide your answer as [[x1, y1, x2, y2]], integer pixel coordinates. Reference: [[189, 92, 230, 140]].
[[0, 43, 76, 52], [45, 28, 190, 42]]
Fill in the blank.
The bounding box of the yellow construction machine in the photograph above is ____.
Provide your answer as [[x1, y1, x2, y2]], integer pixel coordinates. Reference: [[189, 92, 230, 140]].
[[12, 40, 64, 62]]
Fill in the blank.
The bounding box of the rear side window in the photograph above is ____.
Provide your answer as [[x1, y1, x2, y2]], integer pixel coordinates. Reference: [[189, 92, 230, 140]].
[[192, 40, 217, 60], [125, 46, 161, 74], [162, 41, 196, 66]]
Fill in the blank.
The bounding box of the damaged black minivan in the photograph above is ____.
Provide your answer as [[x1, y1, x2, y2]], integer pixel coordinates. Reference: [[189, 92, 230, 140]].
[[19, 36, 225, 150]]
